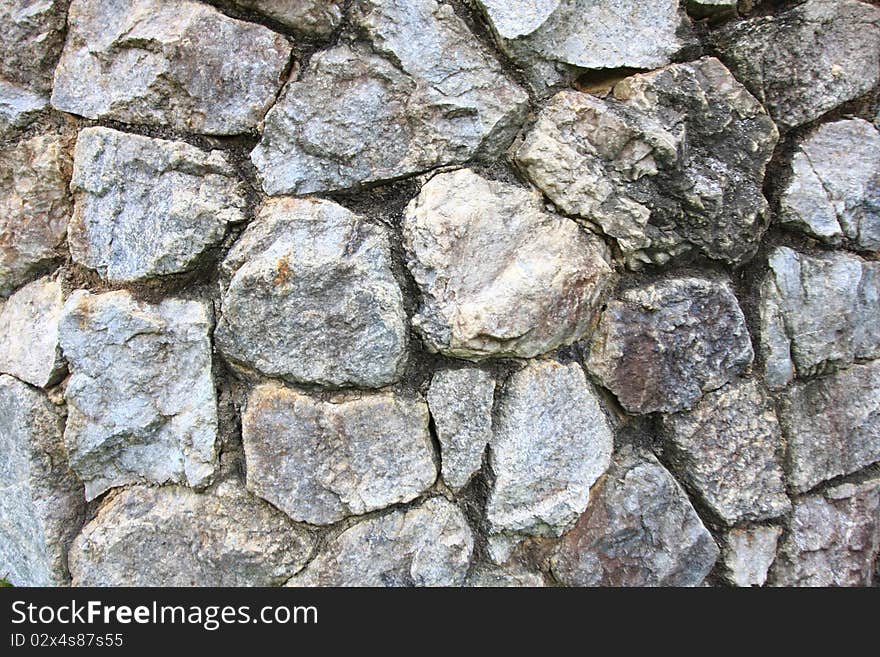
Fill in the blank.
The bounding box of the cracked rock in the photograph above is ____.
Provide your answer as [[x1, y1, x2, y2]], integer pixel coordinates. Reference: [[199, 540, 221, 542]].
[[0, 0, 69, 95], [0, 80, 47, 137], [215, 197, 407, 388], [466, 562, 545, 587], [515, 58, 778, 268], [59, 290, 218, 500], [51, 0, 291, 135], [404, 169, 614, 359], [587, 277, 754, 414], [228, 0, 343, 36], [242, 383, 437, 525], [720, 526, 782, 587]]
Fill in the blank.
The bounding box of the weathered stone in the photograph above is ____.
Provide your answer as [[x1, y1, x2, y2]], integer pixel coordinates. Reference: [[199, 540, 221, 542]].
[[486, 361, 613, 555], [404, 169, 614, 359], [721, 526, 781, 587], [687, 0, 737, 19], [771, 476, 880, 586], [587, 277, 753, 414], [0, 80, 47, 137], [0, 0, 69, 94], [0, 276, 65, 388], [779, 119, 880, 252], [243, 383, 437, 525], [551, 447, 719, 586], [251, 0, 527, 194], [59, 290, 218, 500], [227, 0, 343, 36], [288, 497, 473, 586], [661, 379, 790, 525], [0, 130, 73, 296], [69, 482, 314, 586], [215, 197, 407, 388], [759, 247, 880, 389], [466, 562, 545, 587], [51, 0, 291, 135], [713, 0, 880, 130], [778, 362, 880, 494], [69, 127, 247, 283], [0, 375, 84, 586], [515, 58, 778, 268]]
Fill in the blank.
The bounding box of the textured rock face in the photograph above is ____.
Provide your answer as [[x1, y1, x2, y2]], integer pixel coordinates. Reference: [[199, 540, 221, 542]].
[[0, 375, 84, 586], [714, 0, 880, 130], [779, 119, 880, 252], [721, 526, 782, 587], [69, 483, 314, 586], [587, 277, 754, 414], [251, 0, 527, 195], [227, 0, 344, 35], [59, 290, 218, 500], [687, 0, 737, 18], [551, 448, 719, 587], [69, 127, 247, 283], [242, 383, 436, 525], [516, 58, 778, 268], [466, 562, 545, 587], [404, 169, 614, 359], [51, 0, 291, 135], [0, 0, 69, 94], [0, 80, 47, 137], [289, 497, 473, 586], [215, 197, 407, 388], [759, 247, 880, 390]]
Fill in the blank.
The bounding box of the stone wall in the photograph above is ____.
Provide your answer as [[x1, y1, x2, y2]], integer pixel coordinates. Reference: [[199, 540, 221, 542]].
[[1, 0, 879, 587]]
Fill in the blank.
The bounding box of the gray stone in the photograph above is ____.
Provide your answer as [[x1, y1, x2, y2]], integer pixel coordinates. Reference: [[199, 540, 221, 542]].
[[0, 276, 65, 388], [215, 197, 407, 388], [586, 277, 754, 414], [69, 482, 315, 586], [51, 0, 291, 135], [721, 526, 781, 587], [251, 0, 527, 194], [404, 169, 614, 359], [242, 383, 437, 525], [779, 119, 880, 252], [466, 562, 545, 587], [713, 0, 880, 130], [515, 58, 778, 268], [551, 447, 720, 586], [0, 0, 69, 95], [227, 0, 343, 36], [778, 361, 880, 494], [687, 0, 737, 18], [288, 497, 473, 586], [59, 290, 218, 500], [0, 80, 47, 137], [0, 375, 84, 586]]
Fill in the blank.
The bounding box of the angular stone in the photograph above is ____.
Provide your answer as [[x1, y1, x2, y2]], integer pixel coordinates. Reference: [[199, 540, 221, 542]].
[[404, 169, 614, 359], [0, 80, 47, 137], [215, 197, 407, 388], [288, 497, 473, 586], [251, 0, 527, 194], [242, 383, 437, 525], [227, 0, 343, 36], [687, 0, 737, 18], [721, 526, 781, 587], [59, 290, 218, 500], [778, 362, 880, 494], [759, 247, 879, 389], [427, 368, 495, 491], [51, 0, 291, 135], [0, 375, 84, 586], [713, 0, 880, 130], [551, 447, 719, 587], [487, 361, 613, 553], [69, 127, 247, 283], [0, 276, 65, 388], [586, 277, 754, 414], [771, 476, 880, 586], [0, 130, 73, 297], [0, 0, 69, 94], [466, 562, 545, 587], [661, 379, 790, 525], [515, 58, 778, 268], [68, 482, 315, 586], [779, 119, 880, 252]]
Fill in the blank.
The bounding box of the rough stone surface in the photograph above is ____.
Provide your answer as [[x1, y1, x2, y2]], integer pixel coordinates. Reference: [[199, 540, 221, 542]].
[[404, 169, 614, 359], [466, 562, 545, 587], [0, 375, 84, 586], [69, 482, 315, 586], [516, 58, 778, 268], [0, 0, 70, 94], [251, 0, 528, 194], [227, 0, 344, 35], [0, 80, 47, 137], [714, 0, 880, 130], [551, 447, 719, 586], [59, 290, 218, 500], [427, 368, 495, 491], [687, 0, 737, 18], [288, 497, 473, 586], [69, 127, 247, 283], [51, 0, 291, 135], [587, 277, 754, 414], [721, 526, 782, 587], [215, 197, 407, 388], [242, 383, 437, 525]]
